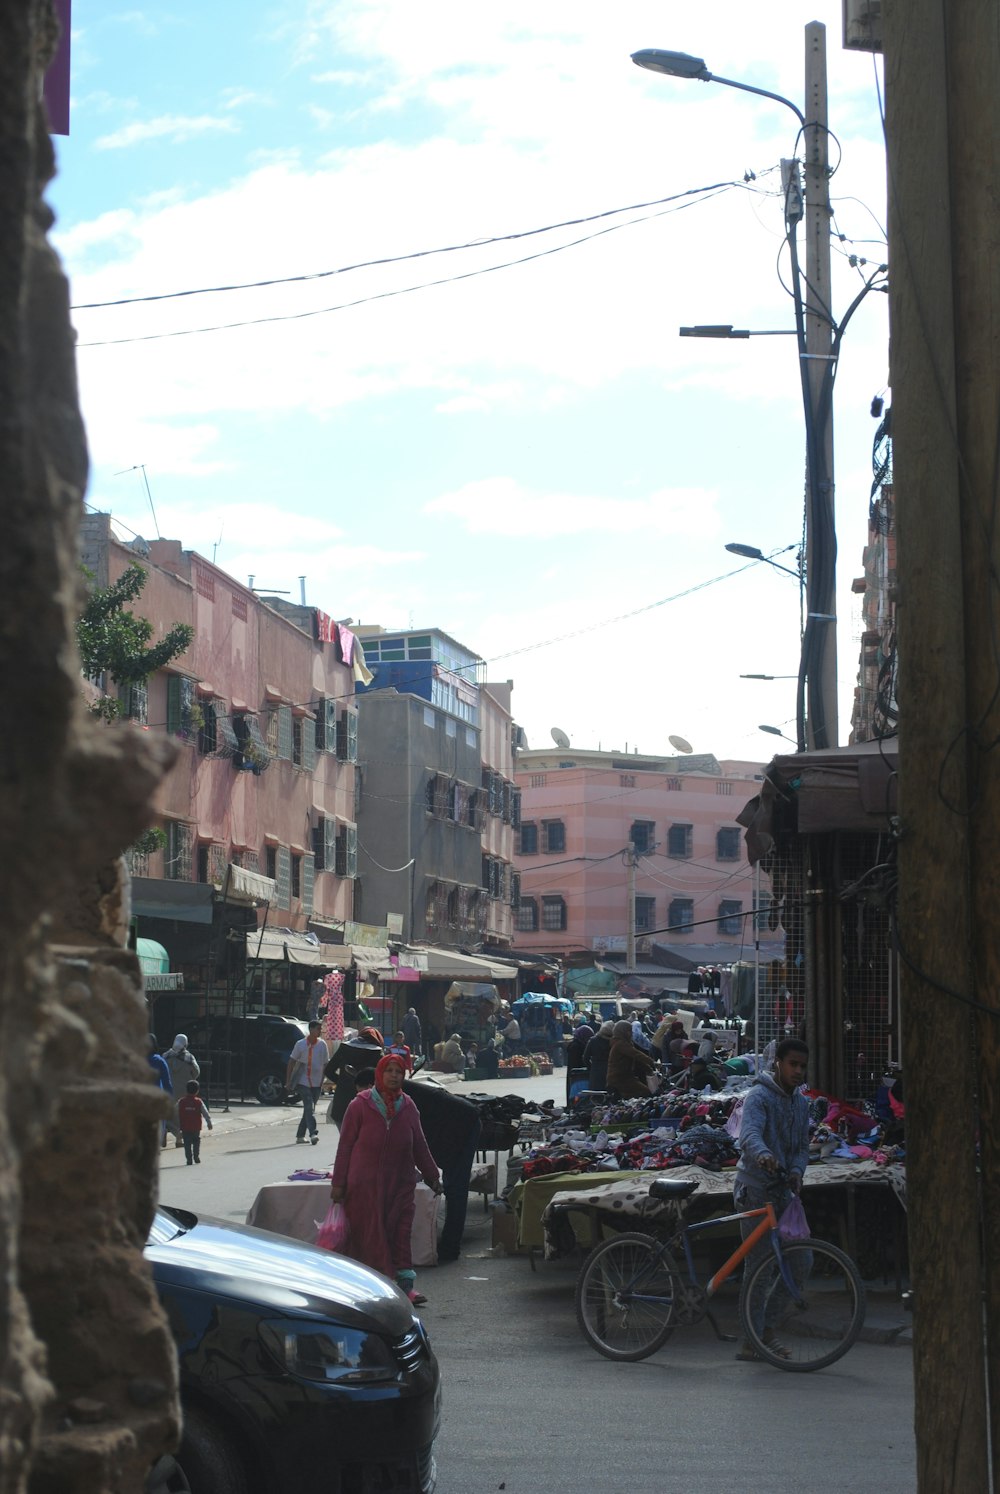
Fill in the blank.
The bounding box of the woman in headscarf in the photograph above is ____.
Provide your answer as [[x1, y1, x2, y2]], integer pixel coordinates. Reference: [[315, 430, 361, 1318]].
[[583, 1020, 615, 1091], [330, 1054, 441, 1303], [565, 1022, 594, 1102], [606, 1019, 658, 1099]]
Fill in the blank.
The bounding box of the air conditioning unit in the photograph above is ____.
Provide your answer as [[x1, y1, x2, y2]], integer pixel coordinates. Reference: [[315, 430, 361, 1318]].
[[843, 0, 882, 53]]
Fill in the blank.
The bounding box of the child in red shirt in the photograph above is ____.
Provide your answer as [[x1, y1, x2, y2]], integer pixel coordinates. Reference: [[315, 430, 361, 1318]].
[[177, 1079, 213, 1165]]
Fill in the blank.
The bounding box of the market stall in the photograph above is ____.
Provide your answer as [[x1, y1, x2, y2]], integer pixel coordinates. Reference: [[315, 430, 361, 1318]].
[[509, 993, 572, 1067]]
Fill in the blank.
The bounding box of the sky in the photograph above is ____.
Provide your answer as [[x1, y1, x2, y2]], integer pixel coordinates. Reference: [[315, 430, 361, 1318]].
[[50, 2, 889, 763]]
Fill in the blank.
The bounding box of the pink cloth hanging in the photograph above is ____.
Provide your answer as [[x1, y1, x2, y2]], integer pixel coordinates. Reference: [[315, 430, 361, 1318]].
[[323, 970, 345, 1042]]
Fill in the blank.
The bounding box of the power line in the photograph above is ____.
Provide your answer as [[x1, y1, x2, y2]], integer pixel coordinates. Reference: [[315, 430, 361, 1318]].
[[75, 185, 740, 348], [70, 181, 748, 312]]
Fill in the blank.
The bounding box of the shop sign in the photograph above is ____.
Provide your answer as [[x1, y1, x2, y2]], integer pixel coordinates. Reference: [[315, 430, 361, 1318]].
[[592, 935, 627, 953], [343, 921, 390, 948]]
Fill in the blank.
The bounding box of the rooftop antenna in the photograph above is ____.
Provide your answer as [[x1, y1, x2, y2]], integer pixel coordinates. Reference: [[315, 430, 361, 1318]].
[[551, 727, 570, 749], [213, 522, 224, 565], [114, 463, 160, 538], [669, 735, 694, 754]]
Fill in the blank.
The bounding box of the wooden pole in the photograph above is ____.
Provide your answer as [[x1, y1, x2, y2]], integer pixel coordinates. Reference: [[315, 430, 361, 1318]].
[[803, 20, 837, 749], [884, 0, 993, 1485]]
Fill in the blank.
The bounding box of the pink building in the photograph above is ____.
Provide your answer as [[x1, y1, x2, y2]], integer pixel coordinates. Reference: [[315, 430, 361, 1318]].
[[80, 514, 359, 1026], [513, 746, 768, 965]]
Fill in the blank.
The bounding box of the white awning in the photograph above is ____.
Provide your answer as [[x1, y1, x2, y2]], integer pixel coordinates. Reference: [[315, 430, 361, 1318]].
[[225, 864, 277, 905], [246, 930, 352, 967], [400, 946, 519, 982], [351, 944, 394, 975]]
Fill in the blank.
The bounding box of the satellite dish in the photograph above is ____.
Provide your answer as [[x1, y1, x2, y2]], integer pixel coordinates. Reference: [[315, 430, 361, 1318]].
[[669, 735, 693, 755], [550, 727, 571, 749]]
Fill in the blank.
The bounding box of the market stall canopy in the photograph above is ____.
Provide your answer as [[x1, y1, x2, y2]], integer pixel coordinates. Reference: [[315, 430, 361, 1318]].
[[512, 992, 572, 1013], [444, 981, 500, 1009], [563, 967, 618, 995], [351, 944, 394, 975], [737, 742, 899, 864], [245, 929, 352, 967], [131, 878, 214, 925], [223, 863, 277, 905], [400, 946, 520, 982]]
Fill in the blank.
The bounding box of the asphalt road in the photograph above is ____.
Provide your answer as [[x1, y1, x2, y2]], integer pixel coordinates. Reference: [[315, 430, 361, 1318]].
[[159, 1075, 917, 1492]]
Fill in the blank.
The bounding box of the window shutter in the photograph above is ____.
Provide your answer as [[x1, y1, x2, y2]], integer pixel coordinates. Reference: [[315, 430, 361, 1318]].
[[346, 710, 358, 762], [166, 676, 182, 734], [510, 871, 520, 908], [277, 705, 293, 761], [275, 846, 291, 907], [213, 702, 239, 756], [324, 698, 337, 752], [511, 787, 522, 831], [324, 816, 337, 872], [302, 716, 317, 772], [336, 824, 358, 879], [302, 854, 315, 914]]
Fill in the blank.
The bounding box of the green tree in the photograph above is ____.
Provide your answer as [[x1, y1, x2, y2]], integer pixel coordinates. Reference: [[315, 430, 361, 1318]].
[[77, 562, 194, 720]]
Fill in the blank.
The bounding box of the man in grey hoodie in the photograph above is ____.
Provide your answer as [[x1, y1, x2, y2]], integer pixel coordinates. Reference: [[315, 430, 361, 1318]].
[[734, 1037, 810, 1359]]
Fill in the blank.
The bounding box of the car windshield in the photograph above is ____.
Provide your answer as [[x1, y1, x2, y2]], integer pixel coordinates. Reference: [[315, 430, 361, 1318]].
[[147, 1206, 195, 1247]]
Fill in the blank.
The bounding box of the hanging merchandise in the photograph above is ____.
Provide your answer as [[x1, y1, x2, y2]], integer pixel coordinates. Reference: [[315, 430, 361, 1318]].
[[323, 970, 346, 1043]]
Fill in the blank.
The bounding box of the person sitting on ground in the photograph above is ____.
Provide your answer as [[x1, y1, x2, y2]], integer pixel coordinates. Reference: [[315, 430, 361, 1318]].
[[666, 1022, 690, 1073], [606, 1019, 658, 1099], [440, 1032, 466, 1073]]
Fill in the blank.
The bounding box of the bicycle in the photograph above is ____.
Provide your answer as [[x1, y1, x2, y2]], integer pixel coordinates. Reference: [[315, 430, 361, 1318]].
[[575, 1174, 866, 1372]]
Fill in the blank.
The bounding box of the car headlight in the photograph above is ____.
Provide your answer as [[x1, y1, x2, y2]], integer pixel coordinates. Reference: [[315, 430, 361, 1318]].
[[259, 1321, 398, 1384]]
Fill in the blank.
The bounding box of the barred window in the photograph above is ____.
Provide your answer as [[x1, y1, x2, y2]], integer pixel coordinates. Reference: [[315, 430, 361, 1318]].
[[630, 820, 655, 854], [542, 820, 565, 854], [541, 895, 567, 931], [667, 823, 692, 859], [716, 827, 742, 861], [718, 899, 743, 935], [515, 897, 538, 933], [668, 898, 694, 934], [635, 896, 656, 932]]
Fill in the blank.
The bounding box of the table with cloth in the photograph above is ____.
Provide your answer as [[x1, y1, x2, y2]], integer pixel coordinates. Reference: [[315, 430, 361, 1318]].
[[246, 1179, 441, 1266], [519, 1160, 906, 1282]]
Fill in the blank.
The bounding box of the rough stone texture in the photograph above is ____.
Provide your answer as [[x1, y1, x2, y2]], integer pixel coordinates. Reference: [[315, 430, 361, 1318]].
[[1, 4, 180, 1491]]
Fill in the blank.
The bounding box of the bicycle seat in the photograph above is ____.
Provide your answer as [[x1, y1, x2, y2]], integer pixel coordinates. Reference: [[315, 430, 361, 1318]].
[[648, 1178, 699, 1201]]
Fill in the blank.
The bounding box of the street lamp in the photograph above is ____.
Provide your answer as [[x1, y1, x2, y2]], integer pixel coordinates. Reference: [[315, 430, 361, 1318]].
[[725, 542, 802, 581], [759, 724, 798, 745], [634, 28, 839, 754]]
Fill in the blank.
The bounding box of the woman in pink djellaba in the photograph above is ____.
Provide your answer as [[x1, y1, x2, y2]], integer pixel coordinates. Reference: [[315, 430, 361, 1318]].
[[330, 1053, 441, 1304]]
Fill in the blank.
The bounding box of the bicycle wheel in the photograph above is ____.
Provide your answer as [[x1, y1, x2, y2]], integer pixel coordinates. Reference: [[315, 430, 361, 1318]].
[[740, 1237, 866, 1372], [575, 1231, 680, 1361]]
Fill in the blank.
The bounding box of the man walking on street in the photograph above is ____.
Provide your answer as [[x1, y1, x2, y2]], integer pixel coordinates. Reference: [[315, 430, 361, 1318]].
[[734, 1036, 811, 1361], [286, 1020, 330, 1146], [402, 1006, 422, 1057]]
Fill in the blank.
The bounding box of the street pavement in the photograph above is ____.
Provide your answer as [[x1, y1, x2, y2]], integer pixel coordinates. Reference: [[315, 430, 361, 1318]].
[[158, 1072, 917, 1492]]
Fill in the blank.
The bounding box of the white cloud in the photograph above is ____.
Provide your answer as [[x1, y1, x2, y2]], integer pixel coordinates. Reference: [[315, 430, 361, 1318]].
[[425, 477, 720, 539], [95, 113, 239, 150]]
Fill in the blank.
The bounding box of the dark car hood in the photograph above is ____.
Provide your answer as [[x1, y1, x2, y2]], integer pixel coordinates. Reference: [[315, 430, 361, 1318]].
[[147, 1208, 415, 1335]]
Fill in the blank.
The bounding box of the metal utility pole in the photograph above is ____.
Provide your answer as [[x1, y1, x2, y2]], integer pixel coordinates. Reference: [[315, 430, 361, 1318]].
[[626, 844, 637, 968], [802, 21, 837, 749], [883, 0, 999, 1486]]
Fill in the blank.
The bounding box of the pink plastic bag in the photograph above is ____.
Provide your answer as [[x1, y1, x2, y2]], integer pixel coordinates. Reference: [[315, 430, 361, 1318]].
[[778, 1195, 810, 1241], [316, 1202, 350, 1253]]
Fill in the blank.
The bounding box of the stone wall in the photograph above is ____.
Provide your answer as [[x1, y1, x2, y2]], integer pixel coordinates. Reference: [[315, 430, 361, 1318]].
[[0, 5, 180, 1491]]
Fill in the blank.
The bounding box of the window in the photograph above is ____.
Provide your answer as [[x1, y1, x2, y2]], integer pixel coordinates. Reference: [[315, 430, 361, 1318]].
[[510, 871, 521, 909], [530, 774, 547, 788], [630, 820, 655, 854], [620, 774, 636, 788], [301, 853, 315, 915], [445, 716, 457, 738], [291, 853, 302, 900], [274, 846, 291, 908], [716, 826, 742, 861], [519, 822, 538, 855], [423, 706, 436, 730], [668, 898, 694, 934], [164, 821, 193, 881], [292, 717, 303, 767], [511, 787, 522, 831], [313, 815, 337, 872], [165, 675, 197, 738], [118, 680, 148, 726], [234, 713, 271, 774], [542, 820, 565, 854], [716, 781, 733, 796], [196, 841, 226, 885], [447, 887, 459, 927], [635, 896, 656, 932], [665, 777, 682, 791], [265, 844, 277, 881], [335, 710, 358, 762], [667, 823, 692, 859], [718, 899, 743, 935], [335, 823, 358, 879], [516, 897, 538, 933], [541, 895, 567, 931]]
